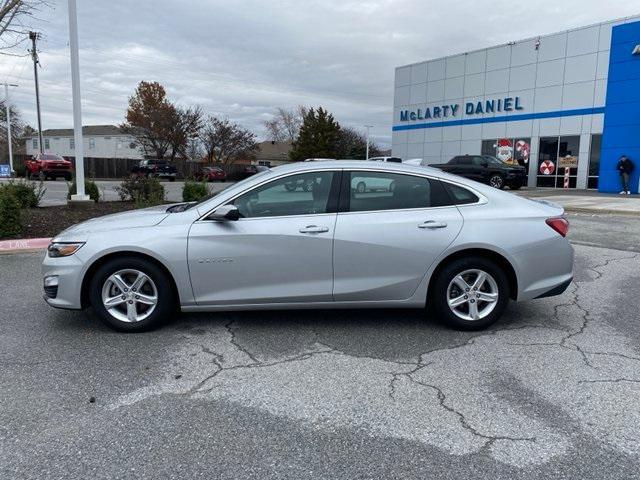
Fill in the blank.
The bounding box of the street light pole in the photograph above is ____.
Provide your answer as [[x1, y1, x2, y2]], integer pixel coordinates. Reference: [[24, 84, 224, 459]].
[[67, 0, 89, 201], [4, 83, 18, 174], [364, 125, 374, 160]]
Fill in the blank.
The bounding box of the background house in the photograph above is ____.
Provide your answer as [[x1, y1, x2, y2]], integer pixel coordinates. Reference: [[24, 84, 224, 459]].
[[25, 125, 143, 160]]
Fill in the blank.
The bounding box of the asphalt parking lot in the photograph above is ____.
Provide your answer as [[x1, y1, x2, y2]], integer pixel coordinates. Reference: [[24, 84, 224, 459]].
[[1, 214, 639, 479]]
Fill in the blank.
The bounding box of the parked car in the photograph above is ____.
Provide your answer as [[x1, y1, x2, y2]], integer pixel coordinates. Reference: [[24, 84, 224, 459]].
[[430, 155, 526, 190], [131, 159, 177, 181], [42, 161, 573, 333], [195, 166, 227, 182], [25, 153, 73, 180], [238, 164, 269, 180]]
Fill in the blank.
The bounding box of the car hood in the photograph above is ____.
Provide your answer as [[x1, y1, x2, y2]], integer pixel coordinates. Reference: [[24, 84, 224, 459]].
[[53, 204, 172, 242]]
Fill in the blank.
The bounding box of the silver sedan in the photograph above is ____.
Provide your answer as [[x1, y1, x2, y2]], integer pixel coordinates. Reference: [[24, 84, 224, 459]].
[[42, 161, 573, 332]]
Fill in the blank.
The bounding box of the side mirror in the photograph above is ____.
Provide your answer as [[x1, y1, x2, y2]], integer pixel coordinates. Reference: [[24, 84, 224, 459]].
[[208, 204, 240, 221]]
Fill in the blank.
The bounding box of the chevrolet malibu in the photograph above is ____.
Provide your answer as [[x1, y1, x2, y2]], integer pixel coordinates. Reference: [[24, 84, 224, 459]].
[[42, 161, 573, 332]]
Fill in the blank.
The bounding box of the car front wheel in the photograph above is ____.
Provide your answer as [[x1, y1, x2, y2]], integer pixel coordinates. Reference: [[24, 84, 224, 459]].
[[489, 174, 505, 189], [431, 256, 509, 330], [89, 257, 175, 332]]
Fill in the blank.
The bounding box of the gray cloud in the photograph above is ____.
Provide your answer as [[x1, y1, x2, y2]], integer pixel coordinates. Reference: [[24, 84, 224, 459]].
[[1, 0, 637, 147]]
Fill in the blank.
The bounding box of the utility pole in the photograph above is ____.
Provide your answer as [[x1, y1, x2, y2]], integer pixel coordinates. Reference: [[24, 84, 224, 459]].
[[67, 0, 89, 201], [3, 83, 18, 174], [29, 31, 44, 154], [364, 125, 374, 160]]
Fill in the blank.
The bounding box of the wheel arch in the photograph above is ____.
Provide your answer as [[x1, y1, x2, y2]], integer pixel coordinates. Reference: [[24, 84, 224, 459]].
[[427, 247, 518, 302], [80, 250, 180, 309]]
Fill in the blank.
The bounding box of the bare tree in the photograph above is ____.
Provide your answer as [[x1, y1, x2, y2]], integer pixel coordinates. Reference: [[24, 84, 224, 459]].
[[167, 105, 203, 160], [0, 99, 26, 158], [263, 106, 306, 142], [201, 116, 258, 171], [0, 1, 50, 53]]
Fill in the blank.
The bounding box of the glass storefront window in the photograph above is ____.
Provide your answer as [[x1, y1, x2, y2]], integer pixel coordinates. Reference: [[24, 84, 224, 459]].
[[481, 137, 531, 183], [537, 137, 559, 187], [588, 134, 601, 189], [536, 136, 580, 188]]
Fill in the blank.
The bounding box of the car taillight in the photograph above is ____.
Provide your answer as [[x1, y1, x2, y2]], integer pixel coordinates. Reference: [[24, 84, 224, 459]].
[[546, 217, 569, 237]]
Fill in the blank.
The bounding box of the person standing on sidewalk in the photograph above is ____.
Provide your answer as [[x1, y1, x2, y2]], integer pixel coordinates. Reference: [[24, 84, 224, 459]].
[[617, 155, 634, 195]]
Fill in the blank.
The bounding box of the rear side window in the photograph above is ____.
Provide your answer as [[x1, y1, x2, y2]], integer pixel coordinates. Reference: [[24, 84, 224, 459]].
[[343, 172, 451, 212], [443, 183, 480, 205]]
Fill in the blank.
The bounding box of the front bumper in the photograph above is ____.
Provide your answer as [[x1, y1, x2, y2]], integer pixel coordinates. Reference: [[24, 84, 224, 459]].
[[41, 252, 85, 310]]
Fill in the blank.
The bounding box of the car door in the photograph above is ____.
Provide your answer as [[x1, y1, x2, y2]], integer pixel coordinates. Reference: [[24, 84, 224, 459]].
[[332, 170, 463, 301], [187, 170, 339, 305]]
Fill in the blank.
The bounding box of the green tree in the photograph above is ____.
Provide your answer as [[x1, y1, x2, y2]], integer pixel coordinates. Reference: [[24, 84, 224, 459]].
[[336, 126, 382, 160], [289, 107, 341, 161]]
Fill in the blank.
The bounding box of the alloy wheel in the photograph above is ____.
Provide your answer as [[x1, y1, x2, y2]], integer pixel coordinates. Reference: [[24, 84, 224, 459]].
[[489, 175, 504, 189], [446, 269, 499, 321], [101, 269, 158, 323]]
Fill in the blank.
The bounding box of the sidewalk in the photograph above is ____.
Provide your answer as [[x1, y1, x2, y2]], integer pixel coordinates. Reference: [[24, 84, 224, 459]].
[[516, 188, 640, 215]]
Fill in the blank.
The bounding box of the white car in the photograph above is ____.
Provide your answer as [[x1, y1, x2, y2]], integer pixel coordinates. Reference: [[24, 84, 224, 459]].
[[42, 161, 573, 333]]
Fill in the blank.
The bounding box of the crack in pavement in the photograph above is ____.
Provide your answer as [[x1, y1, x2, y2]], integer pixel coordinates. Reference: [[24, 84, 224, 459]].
[[107, 245, 640, 467]]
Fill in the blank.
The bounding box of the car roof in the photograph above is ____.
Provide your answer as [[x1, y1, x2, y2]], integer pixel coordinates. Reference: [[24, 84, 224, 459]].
[[270, 160, 442, 175]]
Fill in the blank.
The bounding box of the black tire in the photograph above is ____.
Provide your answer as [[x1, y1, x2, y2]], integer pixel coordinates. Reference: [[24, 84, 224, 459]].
[[356, 181, 366, 193], [64, 173, 72, 181], [489, 174, 505, 189], [88, 257, 176, 332], [430, 256, 510, 331], [509, 183, 522, 190]]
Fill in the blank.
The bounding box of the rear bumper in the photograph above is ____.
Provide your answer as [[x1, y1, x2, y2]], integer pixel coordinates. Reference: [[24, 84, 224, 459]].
[[534, 277, 573, 299], [512, 236, 574, 301]]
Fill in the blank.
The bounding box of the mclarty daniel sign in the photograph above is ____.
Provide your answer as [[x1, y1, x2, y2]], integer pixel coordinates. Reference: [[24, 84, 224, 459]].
[[399, 96, 523, 122]]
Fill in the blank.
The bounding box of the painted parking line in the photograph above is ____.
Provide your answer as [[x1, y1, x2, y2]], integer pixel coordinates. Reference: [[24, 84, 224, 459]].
[[0, 237, 51, 254]]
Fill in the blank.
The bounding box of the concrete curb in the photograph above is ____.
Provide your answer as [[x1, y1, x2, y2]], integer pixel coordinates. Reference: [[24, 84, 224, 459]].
[[563, 207, 640, 216], [0, 237, 51, 255]]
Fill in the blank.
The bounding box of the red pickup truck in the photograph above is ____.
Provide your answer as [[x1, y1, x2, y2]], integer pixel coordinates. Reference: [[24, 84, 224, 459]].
[[25, 153, 74, 180]]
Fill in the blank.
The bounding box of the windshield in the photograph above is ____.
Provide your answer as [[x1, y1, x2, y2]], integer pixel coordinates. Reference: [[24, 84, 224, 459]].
[[484, 156, 507, 166]]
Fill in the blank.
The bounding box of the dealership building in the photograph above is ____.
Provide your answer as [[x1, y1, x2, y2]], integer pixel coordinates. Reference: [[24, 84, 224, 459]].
[[392, 15, 640, 192]]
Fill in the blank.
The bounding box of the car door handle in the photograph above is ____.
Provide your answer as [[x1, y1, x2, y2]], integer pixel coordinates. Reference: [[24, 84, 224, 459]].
[[299, 225, 329, 234], [418, 221, 447, 229]]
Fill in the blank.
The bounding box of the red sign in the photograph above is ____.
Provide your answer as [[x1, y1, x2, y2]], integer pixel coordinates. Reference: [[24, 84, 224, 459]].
[[539, 160, 555, 175]]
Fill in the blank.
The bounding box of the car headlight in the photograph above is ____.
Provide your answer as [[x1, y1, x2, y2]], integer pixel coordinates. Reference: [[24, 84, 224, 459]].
[[48, 242, 85, 258]]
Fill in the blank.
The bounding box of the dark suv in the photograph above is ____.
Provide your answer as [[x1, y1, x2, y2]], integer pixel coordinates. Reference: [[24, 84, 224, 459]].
[[431, 155, 526, 190]]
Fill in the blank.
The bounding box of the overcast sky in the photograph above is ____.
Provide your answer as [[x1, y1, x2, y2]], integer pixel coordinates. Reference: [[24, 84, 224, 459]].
[[1, 0, 638, 147]]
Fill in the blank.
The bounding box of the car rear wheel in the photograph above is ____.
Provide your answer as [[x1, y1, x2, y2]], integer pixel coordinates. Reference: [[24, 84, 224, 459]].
[[489, 175, 505, 189], [356, 181, 366, 193], [89, 257, 175, 332], [431, 256, 509, 330]]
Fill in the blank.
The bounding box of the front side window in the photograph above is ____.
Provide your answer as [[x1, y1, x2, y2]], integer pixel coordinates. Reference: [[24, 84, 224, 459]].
[[233, 171, 335, 218], [346, 171, 450, 212]]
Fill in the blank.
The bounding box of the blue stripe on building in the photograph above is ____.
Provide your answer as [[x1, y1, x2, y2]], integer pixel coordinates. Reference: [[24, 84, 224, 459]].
[[599, 20, 640, 193], [392, 107, 606, 132]]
